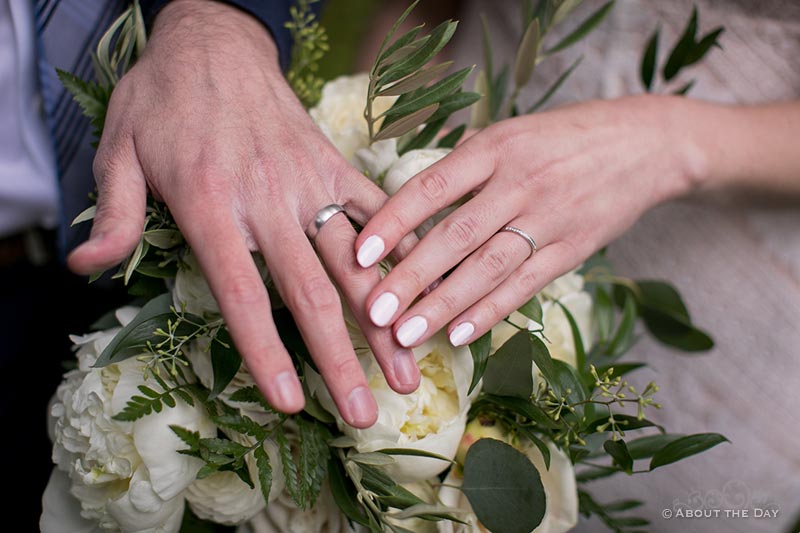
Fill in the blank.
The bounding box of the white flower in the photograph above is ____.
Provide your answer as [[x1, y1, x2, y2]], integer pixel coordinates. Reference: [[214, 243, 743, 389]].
[[540, 270, 585, 301], [353, 138, 399, 180], [185, 438, 284, 525], [310, 74, 396, 162], [243, 482, 353, 533], [382, 148, 456, 237], [309, 330, 474, 482], [47, 319, 216, 532], [437, 439, 578, 533]]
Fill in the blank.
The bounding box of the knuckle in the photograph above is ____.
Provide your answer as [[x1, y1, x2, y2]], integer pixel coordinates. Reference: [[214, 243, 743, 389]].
[[481, 297, 506, 322], [433, 290, 460, 315], [442, 216, 479, 253], [291, 276, 340, 312], [516, 266, 542, 294], [419, 170, 450, 207], [225, 274, 266, 306], [477, 246, 512, 282], [330, 355, 363, 380]]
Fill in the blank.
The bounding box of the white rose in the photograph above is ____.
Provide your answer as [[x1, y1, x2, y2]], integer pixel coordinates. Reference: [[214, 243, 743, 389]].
[[309, 330, 474, 482], [437, 440, 578, 533], [539, 292, 593, 368], [353, 138, 399, 180], [382, 148, 456, 237], [243, 482, 353, 533], [540, 270, 585, 301], [185, 438, 284, 525], [310, 74, 396, 162]]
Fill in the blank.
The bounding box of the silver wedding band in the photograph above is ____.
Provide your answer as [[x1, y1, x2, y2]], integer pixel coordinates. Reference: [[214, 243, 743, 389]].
[[500, 225, 537, 258], [307, 204, 346, 240]]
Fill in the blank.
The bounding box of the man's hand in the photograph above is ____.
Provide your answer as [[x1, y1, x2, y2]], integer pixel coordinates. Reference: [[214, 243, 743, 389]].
[[67, 0, 420, 428]]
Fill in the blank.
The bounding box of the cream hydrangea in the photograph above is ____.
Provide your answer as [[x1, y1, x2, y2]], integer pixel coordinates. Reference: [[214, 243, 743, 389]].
[[310, 73, 396, 162]]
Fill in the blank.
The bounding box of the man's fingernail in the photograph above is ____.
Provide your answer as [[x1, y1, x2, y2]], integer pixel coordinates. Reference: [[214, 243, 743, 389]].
[[274, 371, 302, 409], [393, 350, 420, 389], [348, 386, 377, 427], [396, 315, 428, 347], [357, 235, 385, 268], [449, 322, 475, 346], [369, 292, 399, 327]]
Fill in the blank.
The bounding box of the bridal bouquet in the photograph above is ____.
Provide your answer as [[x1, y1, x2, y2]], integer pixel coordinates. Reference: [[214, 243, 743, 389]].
[[43, 2, 728, 532]]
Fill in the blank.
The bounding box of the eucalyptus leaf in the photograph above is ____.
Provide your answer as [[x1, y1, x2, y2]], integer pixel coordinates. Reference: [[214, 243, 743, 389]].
[[518, 296, 543, 323], [462, 439, 546, 533], [483, 330, 535, 398], [626, 433, 685, 460], [584, 414, 661, 434], [478, 394, 560, 429], [517, 426, 551, 470], [546, 1, 615, 55], [593, 285, 614, 343], [555, 301, 586, 371], [607, 291, 637, 357], [649, 433, 728, 470]]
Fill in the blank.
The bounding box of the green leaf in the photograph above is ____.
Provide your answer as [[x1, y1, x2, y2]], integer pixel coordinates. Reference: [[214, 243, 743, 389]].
[[95, 293, 193, 367], [604, 499, 644, 512], [513, 18, 540, 88], [684, 27, 724, 66], [551, 0, 585, 27], [663, 5, 698, 81], [374, 104, 438, 141], [527, 55, 583, 113], [468, 330, 491, 394], [302, 380, 335, 424], [592, 285, 614, 344], [400, 118, 446, 155], [378, 61, 454, 96], [276, 426, 301, 506], [477, 394, 560, 429], [584, 414, 660, 434], [518, 297, 543, 323], [607, 291, 637, 357], [254, 444, 273, 504], [555, 301, 586, 371], [427, 91, 481, 122], [200, 437, 248, 457], [546, 1, 615, 54], [56, 69, 110, 137], [673, 79, 696, 96], [483, 330, 535, 398], [516, 427, 551, 470], [382, 66, 473, 120], [228, 385, 274, 412], [297, 418, 331, 509], [635, 281, 713, 351], [480, 14, 494, 82], [349, 452, 396, 466], [462, 439, 546, 533], [143, 229, 182, 249], [626, 433, 685, 460], [328, 458, 370, 526], [490, 66, 510, 120], [377, 25, 426, 67], [640, 27, 659, 91], [211, 412, 266, 440], [649, 433, 728, 470], [376, 447, 455, 464], [123, 238, 148, 285], [379, 20, 458, 86], [603, 439, 633, 473], [575, 465, 620, 482], [208, 328, 241, 400], [529, 334, 561, 394], [437, 124, 466, 149], [169, 425, 200, 450], [375, 1, 421, 63], [71, 205, 97, 226]]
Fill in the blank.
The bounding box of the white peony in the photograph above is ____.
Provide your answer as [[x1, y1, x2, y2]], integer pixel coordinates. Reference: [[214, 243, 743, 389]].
[[437, 439, 578, 533], [46, 314, 216, 533], [353, 138, 399, 180], [242, 482, 353, 533], [310, 74, 396, 162], [309, 329, 474, 482], [185, 438, 284, 525]]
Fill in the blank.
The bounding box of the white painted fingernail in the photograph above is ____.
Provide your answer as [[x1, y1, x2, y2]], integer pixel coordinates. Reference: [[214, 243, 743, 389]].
[[396, 316, 428, 347], [357, 235, 385, 267], [369, 292, 399, 327], [449, 322, 475, 346]]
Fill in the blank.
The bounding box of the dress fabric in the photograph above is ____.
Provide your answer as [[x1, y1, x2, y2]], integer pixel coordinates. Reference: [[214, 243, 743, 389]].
[[451, 1, 800, 531]]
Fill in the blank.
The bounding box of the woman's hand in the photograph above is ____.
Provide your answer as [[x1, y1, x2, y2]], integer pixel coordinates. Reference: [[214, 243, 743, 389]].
[[354, 95, 705, 347]]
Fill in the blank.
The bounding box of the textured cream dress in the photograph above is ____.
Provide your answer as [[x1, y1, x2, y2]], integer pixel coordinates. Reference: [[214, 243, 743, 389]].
[[451, 1, 800, 531]]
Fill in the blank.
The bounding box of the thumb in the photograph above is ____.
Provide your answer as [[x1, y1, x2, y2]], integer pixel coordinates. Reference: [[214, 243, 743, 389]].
[[67, 135, 147, 275]]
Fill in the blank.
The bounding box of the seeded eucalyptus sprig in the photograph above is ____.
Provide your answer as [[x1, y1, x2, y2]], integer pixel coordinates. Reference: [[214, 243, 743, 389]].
[[365, 1, 479, 152], [285, 0, 329, 108]]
